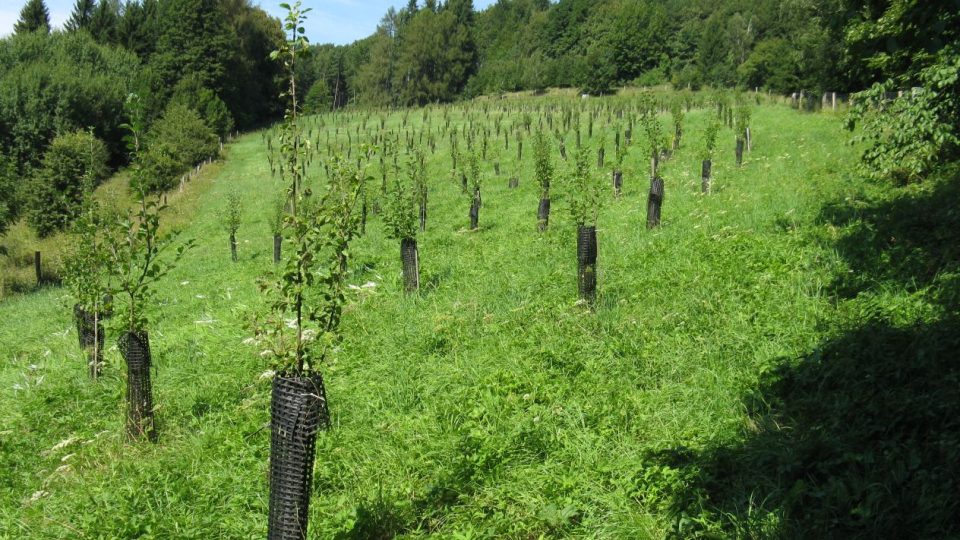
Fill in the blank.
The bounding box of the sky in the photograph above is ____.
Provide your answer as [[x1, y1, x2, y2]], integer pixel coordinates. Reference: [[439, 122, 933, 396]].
[[0, 0, 498, 45]]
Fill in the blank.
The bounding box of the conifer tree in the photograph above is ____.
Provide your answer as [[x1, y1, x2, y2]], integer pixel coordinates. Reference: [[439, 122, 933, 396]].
[[65, 0, 96, 32], [14, 0, 51, 34]]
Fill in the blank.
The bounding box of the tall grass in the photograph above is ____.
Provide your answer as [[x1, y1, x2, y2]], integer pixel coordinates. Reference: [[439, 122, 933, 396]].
[[1, 95, 911, 538]]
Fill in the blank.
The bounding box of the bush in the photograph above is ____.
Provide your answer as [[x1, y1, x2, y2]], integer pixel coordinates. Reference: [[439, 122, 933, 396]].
[[737, 39, 800, 94], [168, 74, 235, 138], [137, 103, 217, 193], [847, 45, 960, 183], [25, 130, 109, 237], [0, 31, 139, 171], [303, 80, 331, 114], [0, 155, 18, 235]]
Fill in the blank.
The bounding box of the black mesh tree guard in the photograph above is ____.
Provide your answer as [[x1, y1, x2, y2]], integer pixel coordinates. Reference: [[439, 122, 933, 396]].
[[701, 160, 712, 194], [400, 238, 420, 293], [74, 304, 104, 378], [469, 191, 480, 230], [736, 138, 745, 167], [268, 373, 329, 540], [118, 331, 156, 442], [577, 225, 598, 304], [537, 198, 551, 232], [613, 170, 623, 198], [647, 176, 665, 230]]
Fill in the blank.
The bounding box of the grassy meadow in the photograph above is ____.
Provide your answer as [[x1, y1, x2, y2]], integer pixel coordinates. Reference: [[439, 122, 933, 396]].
[[2, 93, 957, 538]]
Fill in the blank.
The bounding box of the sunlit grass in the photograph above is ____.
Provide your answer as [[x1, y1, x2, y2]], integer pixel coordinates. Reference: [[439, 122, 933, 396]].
[[0, 98, 864, 537]]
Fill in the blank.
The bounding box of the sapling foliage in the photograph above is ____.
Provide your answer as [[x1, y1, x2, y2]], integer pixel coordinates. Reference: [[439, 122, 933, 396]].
[[383, 153, 421, 242], [735, 99, 751, 135], [641, 105, 665, 176], [703, 118, 721, 162], [534, 130, 553, 231], [466, 151, 482, 230], [109, 94, 192, 337], [258, 0, 363, 375], [567, 145, 603, 227], [670, 99, 685, 150], [383, 151, 423, 292], [63, 167, 112, 378], [220, 191, 243, 262], [105, 93, 192, 442], [534, 130, 553, 200]]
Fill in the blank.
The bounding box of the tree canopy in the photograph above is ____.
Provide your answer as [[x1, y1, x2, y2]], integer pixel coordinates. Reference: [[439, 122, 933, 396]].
[[14, 0, 50, 35]]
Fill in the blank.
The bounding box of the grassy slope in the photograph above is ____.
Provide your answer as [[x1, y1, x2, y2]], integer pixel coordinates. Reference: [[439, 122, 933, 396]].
[[0, 159, 228, 297], [0, 102, 864, 538]]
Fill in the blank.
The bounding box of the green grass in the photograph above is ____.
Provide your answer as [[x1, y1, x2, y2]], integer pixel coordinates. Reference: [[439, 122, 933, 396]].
[[2, 95, 955, 538]]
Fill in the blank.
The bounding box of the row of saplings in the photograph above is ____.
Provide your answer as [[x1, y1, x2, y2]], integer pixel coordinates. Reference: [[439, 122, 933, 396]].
[[62, 16, 754, 540], [59, 6, 357, 538], [376, 98, 751, 307]]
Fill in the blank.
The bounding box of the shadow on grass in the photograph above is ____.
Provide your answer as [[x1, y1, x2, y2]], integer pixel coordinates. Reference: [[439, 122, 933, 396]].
[[649, 168, 960, 538]]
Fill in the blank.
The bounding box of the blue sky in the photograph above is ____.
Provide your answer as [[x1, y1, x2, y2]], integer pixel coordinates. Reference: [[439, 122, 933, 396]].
[[0, 1, 498, 45]]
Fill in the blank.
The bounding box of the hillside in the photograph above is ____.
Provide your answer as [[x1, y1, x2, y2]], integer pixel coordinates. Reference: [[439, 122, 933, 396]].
[[1, 94, 958, 538]]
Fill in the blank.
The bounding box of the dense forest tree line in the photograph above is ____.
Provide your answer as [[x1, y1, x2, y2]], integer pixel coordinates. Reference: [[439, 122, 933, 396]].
[[0, 0, 284, 236], [300, 0, 956, 108]]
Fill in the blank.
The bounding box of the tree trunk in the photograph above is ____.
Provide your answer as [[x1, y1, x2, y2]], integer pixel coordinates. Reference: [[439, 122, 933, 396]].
[[361, 196, 367, 235], [419, 195, 427, 233]]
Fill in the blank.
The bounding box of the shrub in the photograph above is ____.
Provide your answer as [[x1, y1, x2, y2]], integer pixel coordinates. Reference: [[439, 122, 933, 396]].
[[0, 155, 18, 235], [567, 145, 602, 226], [137, 103, 217, 193], [168, 75, 235, 138], [533, 130, 553, 199], [383, 154, 421, 242], [703, 117, 721, 161], [25, 130, 109, 237], [737, 39, 800, 94], [847, 45, 960, 183], [303, 80, 331, 114], [0, 31, 139, 170]]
